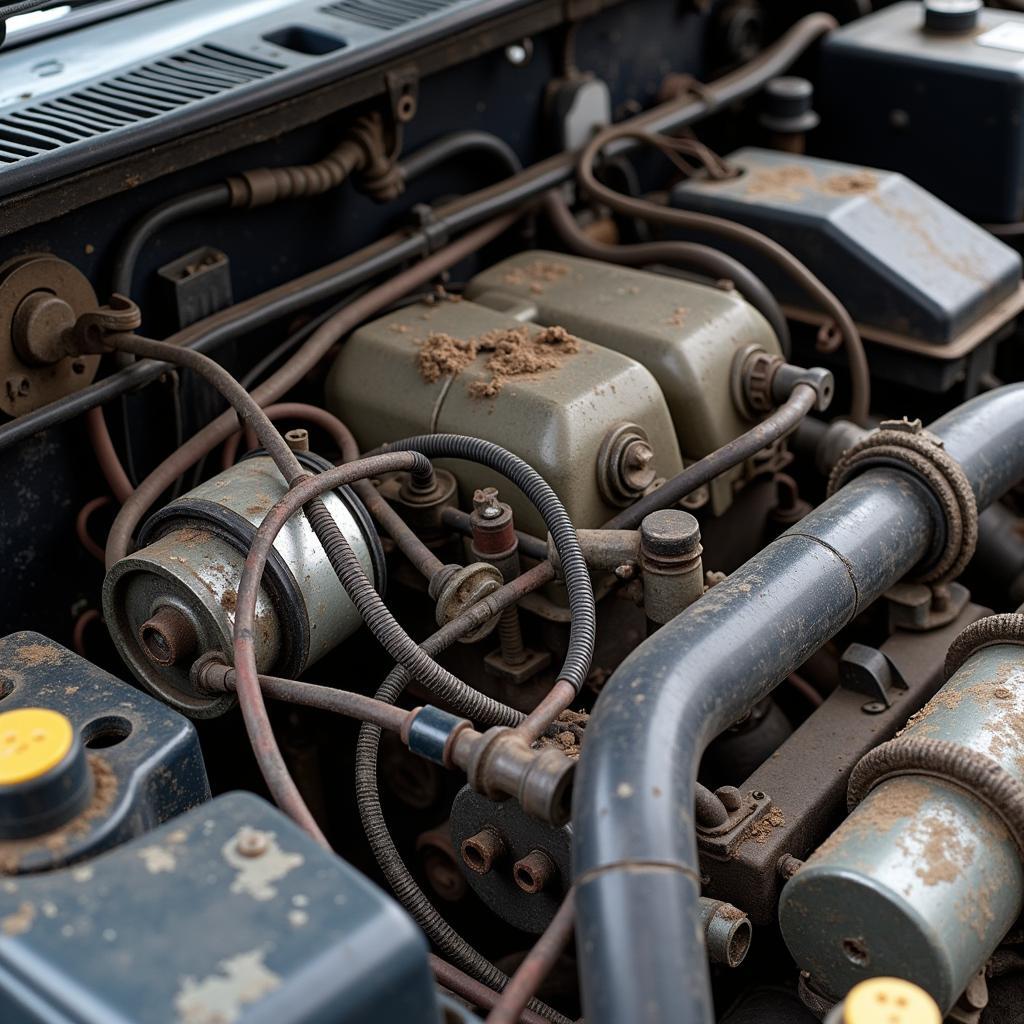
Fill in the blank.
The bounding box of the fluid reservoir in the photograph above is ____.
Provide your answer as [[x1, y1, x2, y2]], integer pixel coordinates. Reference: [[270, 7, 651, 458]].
[[780, 619, 1024, 1012], [326, 295, 684, 536], [103, 451, 384, 718]]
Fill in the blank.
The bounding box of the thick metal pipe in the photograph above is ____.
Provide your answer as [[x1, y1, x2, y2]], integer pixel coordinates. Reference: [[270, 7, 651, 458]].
[[572, 385, 1024, 1024]]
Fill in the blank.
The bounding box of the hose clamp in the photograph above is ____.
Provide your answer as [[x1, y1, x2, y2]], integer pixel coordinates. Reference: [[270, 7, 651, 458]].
[[848, 735, 1024, 860], [944, 613, 1024, 681], [827, 417, 978, 585]]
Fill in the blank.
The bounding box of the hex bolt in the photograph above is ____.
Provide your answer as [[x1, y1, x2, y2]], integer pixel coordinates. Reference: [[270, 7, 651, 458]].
[[513, 849, 558, 894], [460, 827, 507, 875], [139, 606, 198, 667]]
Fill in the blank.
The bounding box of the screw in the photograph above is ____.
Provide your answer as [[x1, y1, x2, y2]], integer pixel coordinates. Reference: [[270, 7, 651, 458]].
[[621, 440, 657, 491], [751, 790, 766, 802], [862, 700, 887, 715], [235, 829, 269, 858]]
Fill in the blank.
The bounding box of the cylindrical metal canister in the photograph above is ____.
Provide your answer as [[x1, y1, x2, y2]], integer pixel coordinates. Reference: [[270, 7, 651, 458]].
[[780, 638, 1024, 1012], [103, 452, 384, 717]]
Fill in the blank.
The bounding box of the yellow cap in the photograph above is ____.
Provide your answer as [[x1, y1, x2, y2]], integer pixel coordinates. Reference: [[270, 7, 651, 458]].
[[844, 978, 942, 1024], [0, 708, 75, 786]]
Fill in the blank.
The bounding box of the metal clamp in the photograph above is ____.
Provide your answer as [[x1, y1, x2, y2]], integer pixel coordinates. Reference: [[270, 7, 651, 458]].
[[828, 418, 978, 585], [944, 612, 1024, 681], [848, 735, 1024, 861]]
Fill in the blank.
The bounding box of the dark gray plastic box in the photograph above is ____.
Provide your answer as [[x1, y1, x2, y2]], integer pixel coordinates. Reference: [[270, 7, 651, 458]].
[[818, 1, 1024, 223]]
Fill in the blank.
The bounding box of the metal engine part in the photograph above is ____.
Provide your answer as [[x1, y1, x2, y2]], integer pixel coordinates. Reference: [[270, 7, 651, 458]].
[[780, 625, 1024, 1012], [0, 632, 208, 873], [326, 290, 686, 536], [0, 792, 445, 1024], [102, 452, 384, 717]]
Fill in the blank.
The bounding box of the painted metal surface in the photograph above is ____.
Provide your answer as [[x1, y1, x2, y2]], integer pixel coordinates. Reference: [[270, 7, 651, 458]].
[[0, 631, 209, 873], [0, 790, 443, 1023]]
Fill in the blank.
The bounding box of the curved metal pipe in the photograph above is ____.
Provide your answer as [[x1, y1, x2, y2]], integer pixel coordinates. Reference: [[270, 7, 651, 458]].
[[572, 385, 1024, 1024]]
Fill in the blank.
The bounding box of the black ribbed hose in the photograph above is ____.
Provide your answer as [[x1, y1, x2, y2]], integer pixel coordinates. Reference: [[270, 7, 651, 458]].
[[356, 612, 569, 1024]]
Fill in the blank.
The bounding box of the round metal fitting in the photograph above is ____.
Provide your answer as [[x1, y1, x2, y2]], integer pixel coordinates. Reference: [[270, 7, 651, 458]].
[[759, 76, 820, 136], [732, 345, 784, 419], [0, 254, 100, 417], [597, 423, 659, 507], [640, 509, 702, 561], [104, 452, 383, 718], [433, 562, 504, 644]]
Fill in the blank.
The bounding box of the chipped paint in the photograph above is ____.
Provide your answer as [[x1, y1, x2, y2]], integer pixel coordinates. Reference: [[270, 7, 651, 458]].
[[2, 901, 34, 935], [222, 828, 303, 901], [139, 846, 178, 874], [175, 949, 280, 1024]]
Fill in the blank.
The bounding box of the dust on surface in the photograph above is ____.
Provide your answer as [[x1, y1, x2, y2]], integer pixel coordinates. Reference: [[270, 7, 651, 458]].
[[0, 755, 118, 874], [501, 259, 570, 294], [907, 814, 976, 887], [1, 901, 35, 935], [536, 708, 587, 761], [821, 171, 877, 196], [742, 165, 815, 202], [743, 807, 786, 846], [415, 324, 581, 399], [739, 164, 876, 203], [222, 827, 303, 901], [14, 643, 64, 667]]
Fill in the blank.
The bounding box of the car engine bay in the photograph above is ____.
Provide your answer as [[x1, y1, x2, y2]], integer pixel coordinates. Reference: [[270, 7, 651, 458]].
[[1, 1, 1024, 1022]]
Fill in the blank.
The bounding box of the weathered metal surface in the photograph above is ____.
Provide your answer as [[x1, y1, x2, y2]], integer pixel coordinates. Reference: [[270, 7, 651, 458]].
[[0, 632, 208, 875], [0, 791, 442, 1023], [327, 296, 683, 536], [450, 785, 570, 935], [781, 639, 1024, 1011], [103, 454, 379, 717], [700, 602, 988, 926], [466, 251, 780, 471]]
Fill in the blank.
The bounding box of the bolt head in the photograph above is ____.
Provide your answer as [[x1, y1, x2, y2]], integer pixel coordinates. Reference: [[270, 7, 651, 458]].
[[235, 829, 269, 858]]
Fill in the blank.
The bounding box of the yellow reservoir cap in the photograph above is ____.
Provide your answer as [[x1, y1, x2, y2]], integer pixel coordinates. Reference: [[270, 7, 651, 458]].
[[844, 978, 942, 1024], [0, 708, 75, 786]]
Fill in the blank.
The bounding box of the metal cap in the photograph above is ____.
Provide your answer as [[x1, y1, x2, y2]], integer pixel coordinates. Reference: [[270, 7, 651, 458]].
[[923, 0, 982, 33], [640, 510, 701, 558], [760, 77, 820, 135]]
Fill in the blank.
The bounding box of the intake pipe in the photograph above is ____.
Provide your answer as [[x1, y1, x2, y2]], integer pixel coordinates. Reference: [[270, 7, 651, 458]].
[[572, 385, 1024, 1024]]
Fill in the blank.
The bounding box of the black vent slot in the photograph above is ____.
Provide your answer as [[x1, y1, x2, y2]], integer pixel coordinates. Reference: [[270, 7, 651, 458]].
[[0, 43, 284, 165], [320, 0, 462, 31]]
